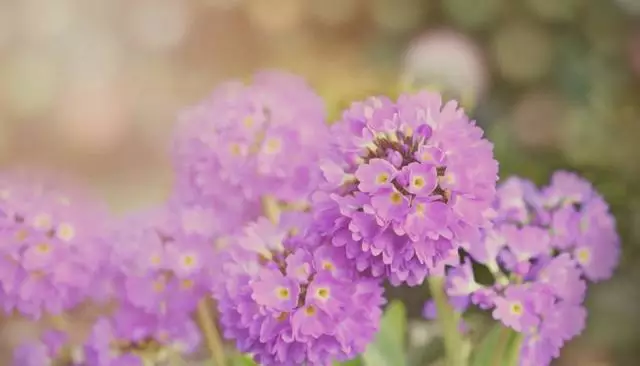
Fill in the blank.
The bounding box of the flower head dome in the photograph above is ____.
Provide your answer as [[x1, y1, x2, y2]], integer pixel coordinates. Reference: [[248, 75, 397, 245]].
[[172, 70, 329, 230], [105, 202, 217, 318], [314, 92, 498, 286], [72, 305, 201, 366], [0, 168, 110, 318], [213, 214, 385, 366]]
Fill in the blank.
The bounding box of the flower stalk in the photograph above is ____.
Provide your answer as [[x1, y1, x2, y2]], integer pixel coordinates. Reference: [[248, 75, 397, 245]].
[[196, 298, 227, 366], [428, 276, 466, 366]]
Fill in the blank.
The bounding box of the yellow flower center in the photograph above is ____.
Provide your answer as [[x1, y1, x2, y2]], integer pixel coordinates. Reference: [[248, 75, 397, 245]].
[[15, 229, 29, 241], [181, 254, 196, 268], [576, 247, 591, 265], [376, 173, 389, 184], [412, 176, 425, 189], [510, 302, 523, 315], [242, 116, 254, 128], [316, 288, 329, 299], [181, 279, 194, 289], [36, 243, 51, 254], [321, 261, 334, 271], [153, 280, 166, 293], [264, 138, 282, 154], [390, 191, 403, 205], [229, 143, 242, 156], [276, 287, 290, 299], [56, 223, 75, 242], [415, 203, 426, 215], [33, 213, 52, 229], [421, 152, 433, 162], [150, 254, 162, 266], [304, 305, 317, 316]]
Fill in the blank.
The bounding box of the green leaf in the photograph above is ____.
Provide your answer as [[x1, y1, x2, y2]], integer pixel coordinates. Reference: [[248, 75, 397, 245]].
[[362, 300, 408, 366], [229, 354, 257, 366], [471, 324, 521, 366], [334, 357, 363, 366]]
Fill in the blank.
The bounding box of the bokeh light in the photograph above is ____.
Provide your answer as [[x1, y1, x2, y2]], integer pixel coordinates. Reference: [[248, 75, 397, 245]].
[[19, 0, 77, 43], [630, 30, 640, 78], [308, 0, 360, 27], [370, 0, 428, 33], [402, 30, 488, 106], [442, 0, 503, 30], [0, 49, 60, 120], [127, 0, 190, 52], [245, 0, 305, 34], [523, 0, 581, 23], [492, 21, 552, 84], [510, 90, 568, 149]]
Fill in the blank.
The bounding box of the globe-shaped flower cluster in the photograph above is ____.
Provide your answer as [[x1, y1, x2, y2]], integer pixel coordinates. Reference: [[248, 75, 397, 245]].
[[213, 214, 385, 366], [172, 70, 330, 230], [443, 172, 620, 366], [0, 169, 110, 318], [313, 92, 499, 286], [106, 203, 217, 318]]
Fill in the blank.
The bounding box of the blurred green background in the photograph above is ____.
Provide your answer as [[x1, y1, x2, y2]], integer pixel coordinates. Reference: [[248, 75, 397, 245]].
[[1, 0, 639, 364]]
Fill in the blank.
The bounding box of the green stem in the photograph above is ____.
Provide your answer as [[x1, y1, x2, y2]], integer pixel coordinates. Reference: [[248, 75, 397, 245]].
[[427, 276, 466, 366], [196, 299, 228, 366]]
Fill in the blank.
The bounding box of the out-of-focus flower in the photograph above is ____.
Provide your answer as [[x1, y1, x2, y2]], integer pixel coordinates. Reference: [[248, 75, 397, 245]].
[[105, 203, 217, 318], [0, 168, 110, 319], [313, 92, 498, 286], [172, 70, 329, 230], [213, 214, 385, 365], [80, 307, 201, 365]]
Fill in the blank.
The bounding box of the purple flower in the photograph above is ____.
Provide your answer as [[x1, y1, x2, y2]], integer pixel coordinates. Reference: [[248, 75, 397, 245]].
[[13, 341, 55, 366], [213, 215, 385, 365], [492, 285, 539, 332], [83, 307, 201, 365], [171, 70, 329, 231], [0, 169, 110, 319], [314, 92, 498, 286], [106, 203, 216, 318], [441, 172, 615, 365]]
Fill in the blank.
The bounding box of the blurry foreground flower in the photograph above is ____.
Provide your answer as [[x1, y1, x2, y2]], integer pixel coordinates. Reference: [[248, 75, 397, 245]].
[[213, 214, 385, 365], [0, 169, 110, 318], [314, 92, 498, 285]]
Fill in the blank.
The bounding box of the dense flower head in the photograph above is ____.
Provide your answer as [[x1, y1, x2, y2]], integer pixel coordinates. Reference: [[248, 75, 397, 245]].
[[0, 168, 110, 319], [105, 202, 217, 318], [171, 70, 329, 230], [479, 172, 620, 282], [440, 172, 619, 365], [79, 305, 201, 366], [213, 214, 385, 366], [313, 92, 498, 286]]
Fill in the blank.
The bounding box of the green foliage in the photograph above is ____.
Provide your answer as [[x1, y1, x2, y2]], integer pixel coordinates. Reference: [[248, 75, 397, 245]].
[[229, 354, 257, 366], [471, 324, 522, 366], [360, 300, 408, 366]]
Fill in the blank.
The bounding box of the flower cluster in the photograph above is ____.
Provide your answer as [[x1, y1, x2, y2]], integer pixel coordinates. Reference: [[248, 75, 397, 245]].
[[442, 172, 620, 365], [213, 214, 386, 365], [313, 92, 498, 286], [0, 169, 110, 318], [172, 70, 330, 230], [79, 307, 201, 366], [106, 203, 217, 318]]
